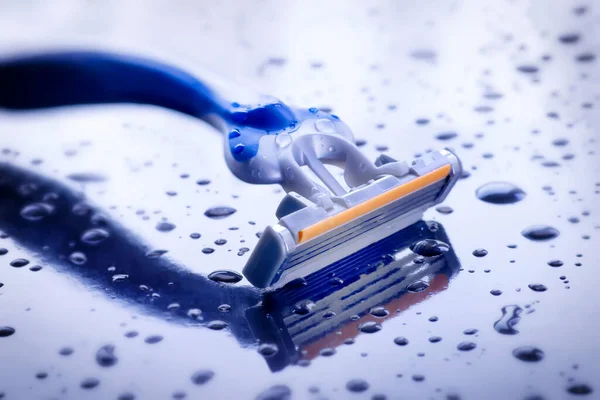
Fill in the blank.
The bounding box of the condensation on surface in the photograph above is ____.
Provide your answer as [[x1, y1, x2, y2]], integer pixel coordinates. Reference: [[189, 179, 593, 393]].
[[0, 1, 599, 399]]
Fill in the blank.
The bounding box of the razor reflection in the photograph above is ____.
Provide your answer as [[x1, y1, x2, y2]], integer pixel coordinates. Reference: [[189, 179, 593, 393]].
[[246, 220, 460, 372]]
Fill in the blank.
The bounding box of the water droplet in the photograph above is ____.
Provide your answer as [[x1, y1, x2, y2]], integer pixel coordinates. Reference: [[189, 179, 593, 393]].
[[144, 335, 163, 344], [457, 342, 477, 351], [258, 343, 279, 357], [146, 249, 168, 258], [412, 374, 425, 382], [394, 337, 409, 346], [354, 139, 368, 148], [156, 221, 176, 232], [72, 202, 91, 216], [410, 239, 450, 257], [95, 345, 118, 367], [370, 307, 389, 318], [358, 321, 382, 334], [118, 392, 136, 400], [69, 252, 87, 265], [0, 248, 7, 255], [575, 53, 596, 63], [407, 281, 429, 292], [541, 160, 560, 168], [429, 336, 442, 343], [484, 92, 503, 100], [112, 274, 129, 283], [528, 283, 547, 292], [315, 118, 335, 133], [90, 212, 108, 226], [189, 233, 201, 239], [66, 173, 107, 183], [214, 238, 227, 246], [552, 138, 569, 147], [275, 133, 292, 148], [463, 328, 478, 335], [208, 270, 242, 283], [547, 259, 563, 267], [475, 105, 494, 113], [190, 370, 214, 385], [10, 258, 29, 268], [521, 225, 560, 241], [410, 48, 437, 62], [81, 228, 110, 245], [293, 300, 316, 315], [202, 247, 215, 254], [330, 277, 344, 286], [436, 131, 458, 141], [59, 347, 74, 356], [283, 277, 307, 289], [207, 320, 227, 330], [512, 346, 544, 362], [124, 331, 138, 338], [567, 383, 593, 395], [517, 65, 539, 74], [490, 289, 503, 296], [233, 143, 245, 154], [476, 182, 526, 204], [17, 183, 38, 197], [196, 179, 211, 186], [436, 205, 453, 214], [217, 304, 231, 313], [558, 32, 581, 44], [473, 248, 488, 257], [346, 379, 369, 393], [20, 202, 54, 221], [283, 167, 295, 180], [0, 326, 15, 337], [35, 371, 48, 379], [494, 305, 522, 335], [204, 206, 237, 219], [255, 385, 292, 400], [80, 377, 100, 389]]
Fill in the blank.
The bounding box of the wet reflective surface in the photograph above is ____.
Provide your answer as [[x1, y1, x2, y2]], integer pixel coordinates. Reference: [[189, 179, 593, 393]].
[[0, 0, 599, 399]]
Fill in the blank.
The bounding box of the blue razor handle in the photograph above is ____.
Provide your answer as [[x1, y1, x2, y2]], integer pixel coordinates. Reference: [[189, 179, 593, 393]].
[[0, 51, 403, 202]]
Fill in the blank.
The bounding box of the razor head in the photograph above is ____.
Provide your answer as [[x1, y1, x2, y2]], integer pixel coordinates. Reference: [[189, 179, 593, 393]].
[[243, 149, 462, 288]]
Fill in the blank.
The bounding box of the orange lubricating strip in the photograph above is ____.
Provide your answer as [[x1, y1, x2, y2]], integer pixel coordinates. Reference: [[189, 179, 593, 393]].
[[297, 164, 451, 243]]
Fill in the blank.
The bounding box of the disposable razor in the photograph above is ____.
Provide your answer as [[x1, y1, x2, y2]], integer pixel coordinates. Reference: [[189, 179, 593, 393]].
[[0, 51, 462, 288]]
